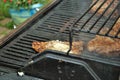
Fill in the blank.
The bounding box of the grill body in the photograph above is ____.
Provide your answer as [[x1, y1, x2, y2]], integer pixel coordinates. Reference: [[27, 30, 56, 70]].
[[0, 0, 120, 80]]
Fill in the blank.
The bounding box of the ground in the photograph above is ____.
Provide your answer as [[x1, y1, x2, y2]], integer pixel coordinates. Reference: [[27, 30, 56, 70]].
[[0, 18, 13, 41]]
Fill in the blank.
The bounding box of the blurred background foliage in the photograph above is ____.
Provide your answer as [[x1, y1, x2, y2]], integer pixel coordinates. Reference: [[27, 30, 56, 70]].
[[0, 0, 52, 29], [0, 0, 15, 29], [0, 0, 11, 18]]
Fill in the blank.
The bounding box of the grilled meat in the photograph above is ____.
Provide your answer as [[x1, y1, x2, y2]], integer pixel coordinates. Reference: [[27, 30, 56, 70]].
[[32, 40, 84, 54], [88, 18, 120, 56], [90, 0, 119, 18], [88, 35, 120, 56]]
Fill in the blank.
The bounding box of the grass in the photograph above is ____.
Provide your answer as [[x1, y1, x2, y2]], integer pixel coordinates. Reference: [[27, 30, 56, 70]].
[[0, 31, 8, 35], [0, 16, 5, 20], [0, 18, 14, 29], [0, 27, 13, 40]]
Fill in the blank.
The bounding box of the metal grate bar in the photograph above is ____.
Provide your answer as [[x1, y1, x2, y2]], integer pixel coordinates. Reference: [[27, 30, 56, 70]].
[[0, 57, 24, 66], [1, 54, 27, 62], [0, 61, 22, 69], [98, 2, 120, 35], [78, 0, 107, 30], [10, 45, 34, 54], [71, 0, 99, 28], [72, 0, 120, 38], [3, 51, 30, 59], [88, 0, 115, 32], [105, 16, 120, 37], [115, 27, 120, 38]]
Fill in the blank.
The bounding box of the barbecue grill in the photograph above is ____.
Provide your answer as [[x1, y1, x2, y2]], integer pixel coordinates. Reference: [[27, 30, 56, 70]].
[[0, 0, 120, 80]]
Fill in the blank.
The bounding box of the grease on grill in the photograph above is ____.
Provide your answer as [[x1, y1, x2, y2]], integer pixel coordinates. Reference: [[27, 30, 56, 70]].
[[32, 40, 84, 55], [90, 0, 119, 18], [88, 18, 120, 56]]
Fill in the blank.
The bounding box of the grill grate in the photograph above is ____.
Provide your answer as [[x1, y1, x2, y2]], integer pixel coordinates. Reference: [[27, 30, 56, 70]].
[[55, 0, 92, 14], [72, 0, 120, 38], [0, 21, 71, 69]]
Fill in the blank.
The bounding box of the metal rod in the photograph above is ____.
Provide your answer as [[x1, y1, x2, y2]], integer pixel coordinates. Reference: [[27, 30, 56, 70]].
[[66, 27, 73, 55]]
